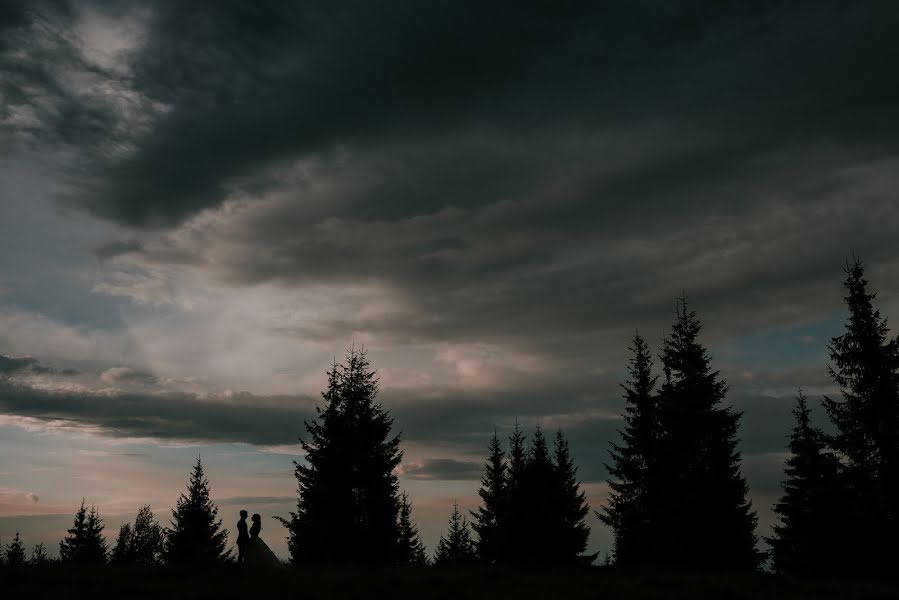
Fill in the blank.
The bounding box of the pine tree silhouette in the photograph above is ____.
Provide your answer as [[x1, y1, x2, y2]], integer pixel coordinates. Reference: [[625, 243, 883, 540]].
[[111, 523, 132, 563], [654, 297, 761, 570], [395, 493, 428, 566], [433, 501, 477, 565], [769, 390, 842, 575], [5, 532, 25, 566], [601, 332, 660, 566], [552, 430, 593, 565], [30, 542, 49, 565], [471, 430, 506, 564], [520, 426, 556, 565], [823, 258, 899, 574], [59, 500, 108, 564], [473, 425, 593, 566], [503, 422, 529, 564], [163, 457, 230, 564], [279, 347, 403, 565]]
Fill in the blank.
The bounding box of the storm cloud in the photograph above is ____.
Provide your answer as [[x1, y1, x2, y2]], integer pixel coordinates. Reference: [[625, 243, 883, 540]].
[[2, 1, 899, 554]]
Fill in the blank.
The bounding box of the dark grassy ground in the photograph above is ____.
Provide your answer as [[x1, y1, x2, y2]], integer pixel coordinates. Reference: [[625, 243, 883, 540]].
[[2, 564, 897, 600]]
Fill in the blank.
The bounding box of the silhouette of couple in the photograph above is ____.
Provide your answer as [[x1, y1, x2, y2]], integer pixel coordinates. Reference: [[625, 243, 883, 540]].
[[236, 510, 279, 566]]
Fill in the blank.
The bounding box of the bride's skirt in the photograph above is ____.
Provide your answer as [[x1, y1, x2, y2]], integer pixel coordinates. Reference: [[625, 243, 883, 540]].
[[246, 536, 281, 567]]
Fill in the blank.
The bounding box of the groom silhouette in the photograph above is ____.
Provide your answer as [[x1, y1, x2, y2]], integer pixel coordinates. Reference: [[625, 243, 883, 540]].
[[237, 510, 249, 563]]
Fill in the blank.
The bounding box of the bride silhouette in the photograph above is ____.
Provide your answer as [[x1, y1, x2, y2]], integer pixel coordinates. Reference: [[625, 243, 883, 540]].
[[246, 513, 281, 567]]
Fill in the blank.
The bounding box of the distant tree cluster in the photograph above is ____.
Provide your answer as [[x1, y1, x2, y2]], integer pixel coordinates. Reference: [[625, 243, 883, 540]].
[[13, 457, 230, 568], [467, 426, 593, 566], [59, 500, 109, 564], [768, 259, 899, 576], [601, 300, 761, 571], [0, 533, 49, 568]]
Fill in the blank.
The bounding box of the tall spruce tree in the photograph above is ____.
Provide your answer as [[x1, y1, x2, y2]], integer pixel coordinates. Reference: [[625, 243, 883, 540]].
[[164, 457, 230, 564], [433, 501, 477, 565], [471, 431, 506, 564], [503, 422, 529, 564], [601, 332, 659, 566], [5, 532, 26, 566], [769, 390, 842, 575], [655, 298, 760, 570], [520, 427, 556, 565], [279, 347, 403, 565], [823, 258, 899, 573], [396, 493, 428, 566], [552, 431, 593, 565], [59, 500, 108, 564]]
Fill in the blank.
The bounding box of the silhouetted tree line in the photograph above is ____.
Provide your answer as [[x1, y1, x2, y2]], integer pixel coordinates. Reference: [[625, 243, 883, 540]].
[[767, 259, 899, 577], [0, 458, 230, 568], [601, 258, 899, 577], [0, 534, 49, 567], [601, 300, 761, 571], [468, 426, 593, 566], [5, 258, 896, 577]]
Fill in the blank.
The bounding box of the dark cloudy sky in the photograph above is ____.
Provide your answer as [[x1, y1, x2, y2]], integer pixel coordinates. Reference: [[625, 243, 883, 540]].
[[2, 0, 899, 559]]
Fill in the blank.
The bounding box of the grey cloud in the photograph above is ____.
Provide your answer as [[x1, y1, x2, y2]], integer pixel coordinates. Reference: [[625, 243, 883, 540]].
[[3, 2, 897, 228], [398, 458, 483, 481], [0, 377, 316, 445], [0, 354, 39, 374], [0, 365, 618, 450], [0, 353, 825, 492], [92, 240, 143, 261], [215, 496, 295, 507], [0, 354, 80, 377], [100, 366, 157, 385], [7, 2, 899, 362]]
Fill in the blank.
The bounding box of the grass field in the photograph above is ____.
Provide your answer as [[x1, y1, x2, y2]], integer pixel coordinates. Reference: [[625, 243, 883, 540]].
[[2, 565, 898, 600]]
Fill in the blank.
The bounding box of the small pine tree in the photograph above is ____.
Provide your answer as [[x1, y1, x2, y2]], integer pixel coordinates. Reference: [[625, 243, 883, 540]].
[[433, 501, 477, 565], [5, 532, 26, 566], [471, 431, 506, 564], [30, 543, 49, 565], [59, 500, 108, 564], [769, 390, 842, 575], [280, 347, 403, 565], [396, 493, 428, 566], [601, 332, 659, 566], [552, 431, 593, 565], [823, 258, 899, 573], [164, 457, 230, 564], [111, 523, 133, 563]]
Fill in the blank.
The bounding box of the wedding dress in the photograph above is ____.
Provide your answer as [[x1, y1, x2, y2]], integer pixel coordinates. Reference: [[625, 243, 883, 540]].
[[246, 520, 281, 566]]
